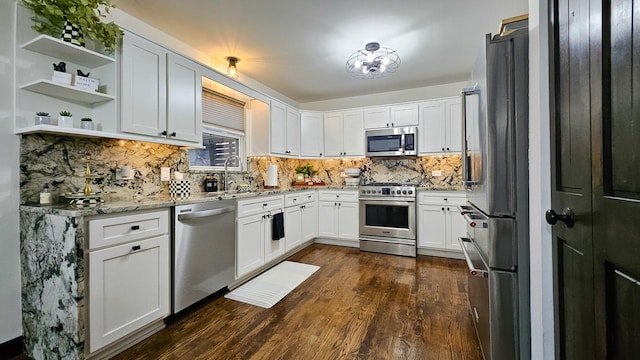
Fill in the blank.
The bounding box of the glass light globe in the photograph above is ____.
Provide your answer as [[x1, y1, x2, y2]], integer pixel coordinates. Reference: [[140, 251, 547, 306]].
[[362, 66, 368, 74], [354, 60, 362, 69], [381, 57, 390, 65], [367, 53, 374, 63], [380, 64, 386, 72]]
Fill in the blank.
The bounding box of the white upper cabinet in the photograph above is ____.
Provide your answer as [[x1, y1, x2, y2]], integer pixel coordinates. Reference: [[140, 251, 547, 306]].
[[390, 103, 419, 127], [270, 100, 299, 156], [121, 32, 202, 146], [363, 106, 390, 129], [323, 112, 343, 157], [300, 111, 324, 157], [324, 110, 364, 157], [418, 96, 461, 155]]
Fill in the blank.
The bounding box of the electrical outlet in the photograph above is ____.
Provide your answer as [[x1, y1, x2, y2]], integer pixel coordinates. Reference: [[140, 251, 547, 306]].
[[432, 170, 443, 177], [160, 167, 170, 181]]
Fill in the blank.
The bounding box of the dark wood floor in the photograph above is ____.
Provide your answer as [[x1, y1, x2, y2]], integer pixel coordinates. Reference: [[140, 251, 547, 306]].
[[114, 244, 482, 360]]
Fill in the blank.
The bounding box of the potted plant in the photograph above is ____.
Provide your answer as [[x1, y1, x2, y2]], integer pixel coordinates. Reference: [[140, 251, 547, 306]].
[[80, 117, 93, 130], [34, 111, 51, 125], [295, 163, 318, 183], [58, 110, 73, 128], [21, 0, 123, 54]]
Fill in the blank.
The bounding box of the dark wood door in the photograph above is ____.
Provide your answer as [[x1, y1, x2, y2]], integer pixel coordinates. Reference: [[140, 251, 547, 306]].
[[549, 0, 640, 358]]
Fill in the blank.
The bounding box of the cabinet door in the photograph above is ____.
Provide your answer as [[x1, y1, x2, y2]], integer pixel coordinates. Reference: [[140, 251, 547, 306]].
[[167, 53, 202, 143], [323, 112, 343, 157], [301, 202, 318, 242], [121, 33, 167, 138], [417, 205, 446, 249], [265, 212, 285, 261], [286, 107, 300, 156], [390, 103, 419, 127], [363, 106, 390, 129], [300, 112, 324, 157], [445, 97, 462, 152], [89, 235, 169, 352], [418, 100, 446, 154], [342, 110, 365, 157], [285, 206, 302, 251], [318, 201, 338, 237], [337, 202, 359, 240], [236, 214, 265, 278], [446, 206, 466, 251], [270, 100, 287, 155]]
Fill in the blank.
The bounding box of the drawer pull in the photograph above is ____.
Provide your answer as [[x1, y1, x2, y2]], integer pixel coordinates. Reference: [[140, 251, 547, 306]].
[[131, 225, 140, 231], [132, 245, 141, 251]]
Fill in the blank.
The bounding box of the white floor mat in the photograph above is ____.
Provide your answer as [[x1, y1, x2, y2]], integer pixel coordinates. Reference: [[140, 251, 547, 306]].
[[225, 261, 320, 308]]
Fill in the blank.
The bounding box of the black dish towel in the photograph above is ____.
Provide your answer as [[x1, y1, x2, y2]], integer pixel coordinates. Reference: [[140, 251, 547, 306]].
[[272, 212, 285, 240]]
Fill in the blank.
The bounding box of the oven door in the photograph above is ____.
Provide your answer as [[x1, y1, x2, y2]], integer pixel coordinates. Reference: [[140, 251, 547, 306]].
[[359, 199, 416, 239]]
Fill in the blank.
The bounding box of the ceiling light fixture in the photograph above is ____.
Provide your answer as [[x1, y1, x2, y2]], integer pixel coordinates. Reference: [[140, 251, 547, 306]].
[[345, 42, 400, 79], [226, 56, 239, 79]]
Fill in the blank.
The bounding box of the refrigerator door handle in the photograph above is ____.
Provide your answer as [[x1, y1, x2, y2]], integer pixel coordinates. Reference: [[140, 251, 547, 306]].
[[459, 237, 489, 277], [461, 88, 479, 186]]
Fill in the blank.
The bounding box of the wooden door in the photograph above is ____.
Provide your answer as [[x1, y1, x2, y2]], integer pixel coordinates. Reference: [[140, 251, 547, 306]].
[[549, 0, 640, 358]]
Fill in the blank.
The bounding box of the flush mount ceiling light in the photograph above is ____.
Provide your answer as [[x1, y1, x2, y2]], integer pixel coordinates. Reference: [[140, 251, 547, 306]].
[[345, 42, 401, 79], [226, 56, 239, 79]]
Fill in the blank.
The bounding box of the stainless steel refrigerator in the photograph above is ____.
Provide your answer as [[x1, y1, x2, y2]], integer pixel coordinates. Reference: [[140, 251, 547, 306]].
[[459, 27, 530, 360]]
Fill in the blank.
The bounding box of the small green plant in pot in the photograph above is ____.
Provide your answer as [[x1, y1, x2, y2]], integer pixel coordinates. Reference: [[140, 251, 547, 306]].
[[34, 111, 51, 125], [58, 110, 73, 128], [295, 163, 318, 183], [22, 0, 123, 54]]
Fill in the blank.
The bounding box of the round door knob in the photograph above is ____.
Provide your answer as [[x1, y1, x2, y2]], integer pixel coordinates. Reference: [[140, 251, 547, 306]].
[[545, 208, 575, 228]]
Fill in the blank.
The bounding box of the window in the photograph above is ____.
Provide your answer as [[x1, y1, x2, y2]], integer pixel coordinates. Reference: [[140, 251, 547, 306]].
[[189, 89, 245, 170]]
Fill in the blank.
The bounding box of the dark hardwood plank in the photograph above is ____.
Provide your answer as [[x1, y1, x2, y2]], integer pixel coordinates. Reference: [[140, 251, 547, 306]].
[[114, 244, 482, 360]]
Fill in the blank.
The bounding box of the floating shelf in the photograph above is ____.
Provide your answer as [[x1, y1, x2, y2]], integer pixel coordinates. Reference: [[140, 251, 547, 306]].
[[20, 80, 115, 105], [21, 35, 114, 68]]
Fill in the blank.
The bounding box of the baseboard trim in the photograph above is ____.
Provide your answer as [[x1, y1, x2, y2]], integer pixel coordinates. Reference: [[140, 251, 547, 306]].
[[417, 247, 464, 259], [0, 336, 24, 360]]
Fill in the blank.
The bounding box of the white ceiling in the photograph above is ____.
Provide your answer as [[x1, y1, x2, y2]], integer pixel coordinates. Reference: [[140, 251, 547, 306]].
[[112, 0, 528, 104]]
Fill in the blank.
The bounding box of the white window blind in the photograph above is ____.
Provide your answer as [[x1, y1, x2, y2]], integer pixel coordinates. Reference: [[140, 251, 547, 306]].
[[202, 89, 245, 131]]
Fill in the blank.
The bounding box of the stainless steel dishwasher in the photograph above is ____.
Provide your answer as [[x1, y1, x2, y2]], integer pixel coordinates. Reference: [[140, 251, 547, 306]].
[[173, 200, 236, 314]]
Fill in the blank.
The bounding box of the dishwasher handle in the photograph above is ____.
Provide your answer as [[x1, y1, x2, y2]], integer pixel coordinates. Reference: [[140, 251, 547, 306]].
[[177, 206, 234, 221]]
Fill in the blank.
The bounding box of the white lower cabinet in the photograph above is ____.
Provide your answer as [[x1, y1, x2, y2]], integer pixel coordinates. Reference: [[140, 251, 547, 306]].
[[284, 191, 317, 252], [417, 192, 466, 253], [87, 209, 170, 353], [317, 190, 359, 243]]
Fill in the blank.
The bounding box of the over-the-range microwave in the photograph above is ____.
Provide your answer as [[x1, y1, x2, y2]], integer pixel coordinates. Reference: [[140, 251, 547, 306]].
[[365, 127, 417, 157]]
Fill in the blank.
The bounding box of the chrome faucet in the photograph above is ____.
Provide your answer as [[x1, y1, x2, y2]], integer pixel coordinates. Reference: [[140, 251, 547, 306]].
[[223, 155, 243, 192]]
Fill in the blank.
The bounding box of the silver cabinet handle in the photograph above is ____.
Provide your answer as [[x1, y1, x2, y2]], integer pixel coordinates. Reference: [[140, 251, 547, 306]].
[[458, 237, 488, 277], [461, 87, 479, 186], [177, 206, 234, 221]]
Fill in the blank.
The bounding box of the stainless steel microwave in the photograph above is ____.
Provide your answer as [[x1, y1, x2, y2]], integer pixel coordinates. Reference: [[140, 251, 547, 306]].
[[365, 127, 417, 157]]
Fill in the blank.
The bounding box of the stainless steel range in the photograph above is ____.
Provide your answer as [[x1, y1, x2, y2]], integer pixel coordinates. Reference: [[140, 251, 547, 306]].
[[359, 183, 417, 257]]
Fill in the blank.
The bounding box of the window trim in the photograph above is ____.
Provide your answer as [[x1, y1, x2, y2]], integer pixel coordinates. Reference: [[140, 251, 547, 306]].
[[189, 126, 246, 172]]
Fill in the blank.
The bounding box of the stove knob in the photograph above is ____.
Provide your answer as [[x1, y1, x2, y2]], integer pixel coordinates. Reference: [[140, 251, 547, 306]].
[[396, 190, 401, 195], [408, 190, 413, 195], [402, 190, 407, 194]]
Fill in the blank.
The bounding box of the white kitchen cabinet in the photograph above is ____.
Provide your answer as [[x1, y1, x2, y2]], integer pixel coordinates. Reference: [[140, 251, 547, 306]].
[[121, 32, 202, 146], [418, 97, 461, 155], [300, 111, 324, 157], [284, 191, 318, 251], [390, 103, 419, 127], [324, 110, 364, 157], [317, 190, 359, 242], [417, 192, 466, 254], [363, 106, 390, 129], [87, 209, 170, 353], [270, 100, 300, 156]]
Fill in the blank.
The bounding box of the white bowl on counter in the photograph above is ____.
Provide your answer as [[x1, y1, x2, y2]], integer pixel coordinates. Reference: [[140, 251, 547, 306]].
[[344, 168, 361, 176]]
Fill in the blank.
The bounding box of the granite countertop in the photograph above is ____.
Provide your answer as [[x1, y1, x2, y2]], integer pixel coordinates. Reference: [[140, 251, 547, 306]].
[[20, 186, 359, 217], [417, 187, 466, 192]]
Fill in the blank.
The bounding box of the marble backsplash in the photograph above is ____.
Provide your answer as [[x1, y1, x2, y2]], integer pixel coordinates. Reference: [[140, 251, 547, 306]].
[[20, 134, 463, 204]]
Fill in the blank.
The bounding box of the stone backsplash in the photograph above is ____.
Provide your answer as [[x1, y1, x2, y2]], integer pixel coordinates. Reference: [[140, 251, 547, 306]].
[[20, 134, 463, 204]]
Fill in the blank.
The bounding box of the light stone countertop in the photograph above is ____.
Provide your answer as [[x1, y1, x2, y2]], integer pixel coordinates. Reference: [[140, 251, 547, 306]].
[[20, 186, 360, 217]]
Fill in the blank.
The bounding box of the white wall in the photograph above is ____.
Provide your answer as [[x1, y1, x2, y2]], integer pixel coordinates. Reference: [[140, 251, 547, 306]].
[[0, 0, 24, 343], [529, 0, 555, 359], [300, 81, 466, 111]]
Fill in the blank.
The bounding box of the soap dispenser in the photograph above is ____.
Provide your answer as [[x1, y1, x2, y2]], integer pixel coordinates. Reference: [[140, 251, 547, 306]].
[[40, 183, 52, 205]]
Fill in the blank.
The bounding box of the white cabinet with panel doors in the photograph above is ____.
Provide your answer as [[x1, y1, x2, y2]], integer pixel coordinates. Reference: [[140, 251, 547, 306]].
[[390, 103, 420, 127], [418, 97, 461, 154], [300, 111, 324, 157], [284, 191, 318, 251], [87, 209, 170, 353], [121, 31, 202, 146], [417, 191, 466, 255], [236, 195, 285, 278], [317, 190, 359, 244], [363, 106, 390, 129], [270, 100, 300, 156], [324, 110, 365, 157]]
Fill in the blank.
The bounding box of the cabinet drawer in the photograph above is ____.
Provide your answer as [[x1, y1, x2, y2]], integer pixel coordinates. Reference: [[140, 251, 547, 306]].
[[88, 209, 169, 249], [285, 191, 316, 207], [318, 190, 358, 202], [237, 195, 284, 217], [418, 191, 466, 205]]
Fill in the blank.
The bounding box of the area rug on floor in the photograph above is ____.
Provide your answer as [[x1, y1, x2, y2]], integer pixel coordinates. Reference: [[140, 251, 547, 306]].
[[225, 261, 320, 308]]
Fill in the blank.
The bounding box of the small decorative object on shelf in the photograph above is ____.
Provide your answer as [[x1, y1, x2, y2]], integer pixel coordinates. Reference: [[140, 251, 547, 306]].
[[58, 110, 73, 128], [39, 183, 52, 205], [53, 61, 66, 72], [61, 20, 84, 47], [34, 112, 51, 125], [80, 117, 94, 130], [295, 163, 318, 185], [64, 151, 105, 207], [74, 70, 99, 92]]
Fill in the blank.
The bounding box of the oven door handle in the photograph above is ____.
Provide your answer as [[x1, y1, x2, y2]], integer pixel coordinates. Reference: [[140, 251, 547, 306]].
[[458, 237, 489, 277], [359, 197, 415, 203]]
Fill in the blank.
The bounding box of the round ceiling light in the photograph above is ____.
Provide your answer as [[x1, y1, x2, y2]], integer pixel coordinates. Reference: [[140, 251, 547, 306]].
[[345, 42, 401, 79]]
